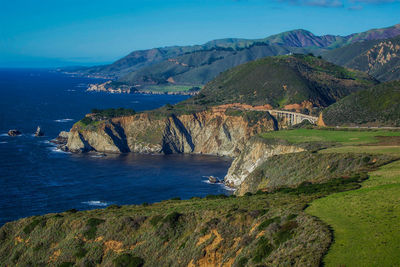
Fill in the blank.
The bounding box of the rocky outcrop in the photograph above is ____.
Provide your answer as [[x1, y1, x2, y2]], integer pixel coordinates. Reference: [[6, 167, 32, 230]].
[[7, 129, 21, 136], [87, 81, 134, 94], [224, 137, 305, 188], [50, 131, 70, 145], [64, 109, 278, 157], [34, 126, 44, 137]]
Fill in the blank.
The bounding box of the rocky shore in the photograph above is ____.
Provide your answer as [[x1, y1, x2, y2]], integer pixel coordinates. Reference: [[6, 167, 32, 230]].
[[87, 81, 199, 96], [56, 107, 307, 192]]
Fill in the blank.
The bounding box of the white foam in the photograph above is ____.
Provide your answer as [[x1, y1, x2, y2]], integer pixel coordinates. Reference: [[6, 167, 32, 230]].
[[82, 200, 109, 207], [202, 179, 235, 191], [91, 154, 106, 158], [55, 118, 74, 122], [66, 89, 76, 92], [0, 133, 8, 137], [0, 141, 7, 144], [49, 147, 69, 154]]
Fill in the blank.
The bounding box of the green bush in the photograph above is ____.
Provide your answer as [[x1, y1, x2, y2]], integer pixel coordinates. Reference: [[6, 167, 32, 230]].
[[275, 221, 298, 245], [252, 237, 273, 263], [238, 257, 248, 267], [83, 218, 105, 240], [91, 108, 136, 118], [149, 215, 163, 227], [23, 217, 46, 235], [113, 254, 144, 267], [257, 217, 281, 231]]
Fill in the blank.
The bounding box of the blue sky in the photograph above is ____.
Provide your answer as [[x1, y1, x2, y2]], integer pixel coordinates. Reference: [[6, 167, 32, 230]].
[[1, 0, 399, 67]]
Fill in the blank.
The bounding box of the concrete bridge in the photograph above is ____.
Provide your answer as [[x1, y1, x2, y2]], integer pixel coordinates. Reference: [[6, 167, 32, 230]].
[[268, 110, 318, 125]]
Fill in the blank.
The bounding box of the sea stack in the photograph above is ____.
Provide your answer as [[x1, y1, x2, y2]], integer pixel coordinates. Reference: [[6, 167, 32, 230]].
[[7, 129, 21, 136], [35, 126, 44, 137]]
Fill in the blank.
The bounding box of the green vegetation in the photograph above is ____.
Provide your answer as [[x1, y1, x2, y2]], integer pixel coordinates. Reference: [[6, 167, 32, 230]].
[[138, 85, 201, 93], [239, 151, 393, 194], [2, 128, 400, 265], [78, 108, 136, 127], [260, 128, 400, 145], [322, 81, 400, 126], [91, 108, 136, 118], [190, 54, 375, 108], [307, 160, 400, 266], [0, 176, 355, 266], [113, 254, 144, 267]]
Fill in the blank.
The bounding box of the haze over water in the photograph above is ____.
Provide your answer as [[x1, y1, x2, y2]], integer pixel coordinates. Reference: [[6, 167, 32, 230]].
[[0, 69, 232, 226]]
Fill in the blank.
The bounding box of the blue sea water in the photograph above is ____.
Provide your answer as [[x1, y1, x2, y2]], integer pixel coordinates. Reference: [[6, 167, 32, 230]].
[[0, 69, 232, 226]]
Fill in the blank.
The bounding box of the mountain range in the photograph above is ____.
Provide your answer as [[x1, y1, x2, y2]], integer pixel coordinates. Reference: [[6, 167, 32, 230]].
[[70, 23, 400, 89]]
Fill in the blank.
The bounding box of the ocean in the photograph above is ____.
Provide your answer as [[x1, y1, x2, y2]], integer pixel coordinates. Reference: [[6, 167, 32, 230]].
[[0, 69, 232, 226]]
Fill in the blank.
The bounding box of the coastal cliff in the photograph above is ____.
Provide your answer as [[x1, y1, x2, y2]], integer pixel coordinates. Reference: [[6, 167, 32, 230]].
[[224, 137, 305, 188], [64, 109, 278, 158]]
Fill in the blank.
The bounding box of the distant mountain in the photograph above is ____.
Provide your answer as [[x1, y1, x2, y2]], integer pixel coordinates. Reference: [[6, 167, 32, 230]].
[[186, 54, 377, 110], [71, 23, 400, 88], [322, 81, 400, 126], [323, 35, 400, 81]]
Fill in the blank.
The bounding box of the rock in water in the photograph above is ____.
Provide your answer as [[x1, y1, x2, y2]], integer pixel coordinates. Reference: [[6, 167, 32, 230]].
[[7, 129, 21, 136], [208, 176, 219, 184], [50, 131, 69, 145], [50, 131, 69, 144], [35, 126, 44, 137]]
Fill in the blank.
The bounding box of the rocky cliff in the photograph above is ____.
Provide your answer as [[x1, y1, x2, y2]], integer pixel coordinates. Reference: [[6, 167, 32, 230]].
[[64, 109, 278, 158], [224, 137, 305, 188]]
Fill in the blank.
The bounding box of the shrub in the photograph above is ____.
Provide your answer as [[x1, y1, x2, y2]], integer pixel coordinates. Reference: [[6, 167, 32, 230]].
[[205, 194, 228, 199], [163, 212, 182, 227], [257, 217, 281, 231], [23, 217, 46, 235], [113, 254, 144, 267], [275, 221, 298, 245], [252, 237, 273, 263], [149, 215, 163, 227], [74, 247, 87, 259], [238, 257, 248, 267], [83, 218, 105, 239]]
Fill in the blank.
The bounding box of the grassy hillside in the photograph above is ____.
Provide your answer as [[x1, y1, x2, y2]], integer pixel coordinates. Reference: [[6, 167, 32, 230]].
[[323, 35, 400, 81], [2, 128, 400, 266], [244, 128, 400, 265], [322, 81, 400, 126], [0, 186, 337, 266], [189, 54, 376, 109], [307, 152, 400, 266]]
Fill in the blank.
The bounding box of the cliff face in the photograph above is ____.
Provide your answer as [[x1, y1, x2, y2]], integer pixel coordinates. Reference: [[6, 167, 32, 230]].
[[65, 110, 278, 158], [224, 138, 305, 188]]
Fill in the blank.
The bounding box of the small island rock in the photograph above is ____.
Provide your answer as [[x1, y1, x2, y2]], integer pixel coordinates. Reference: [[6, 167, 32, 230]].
[[8, 129, 21, 136], [35, 126, 44, 137]]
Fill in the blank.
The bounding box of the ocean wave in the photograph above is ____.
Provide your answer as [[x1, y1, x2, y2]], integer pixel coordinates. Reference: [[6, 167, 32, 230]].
[[54, 118, 74, 122], [49, 147, 69, 153], [91, 154, 106, 158], [202, 179, 236, 191], [0, 133, 8, 137], [82, 200, 110, 207], [66, 89, 76, 92], [0, 141, 7, 144]]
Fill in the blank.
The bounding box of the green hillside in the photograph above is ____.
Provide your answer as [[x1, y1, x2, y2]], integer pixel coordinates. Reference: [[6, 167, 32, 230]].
[[188, 54, 376, 109], [322, 81, 400, 126]]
